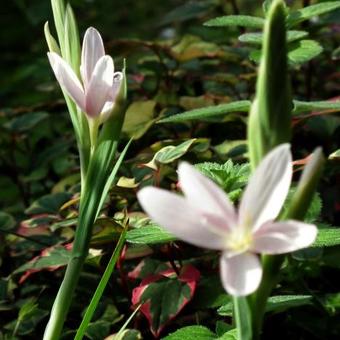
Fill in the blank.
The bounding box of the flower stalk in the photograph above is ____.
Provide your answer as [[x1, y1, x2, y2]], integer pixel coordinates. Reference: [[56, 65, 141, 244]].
[[43, 1, 128, 338]]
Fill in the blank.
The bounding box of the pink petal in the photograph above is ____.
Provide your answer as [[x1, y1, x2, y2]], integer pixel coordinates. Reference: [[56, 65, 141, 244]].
[[137, 187, 229, 250], [47, 52, 85, 112], [220, 252, 262, 296], [80, 27, 105, 87], [85, 56, 114, 117], [251, 220, 318, 254], [239, 144, 292, 232], [178, 162, 237, 232]]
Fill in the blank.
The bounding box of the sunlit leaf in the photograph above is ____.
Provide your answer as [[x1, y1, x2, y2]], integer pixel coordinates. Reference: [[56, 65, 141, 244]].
[[287, 1, 340, 27], [204, 15, 264, 29]]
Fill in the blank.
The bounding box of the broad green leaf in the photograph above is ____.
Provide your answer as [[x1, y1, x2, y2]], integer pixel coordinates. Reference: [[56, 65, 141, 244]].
[[219, 328, 238, 340], [159, 101, 250, 123], [239, 30, 308, 45], [3, 112, 49, 132], [14, 246, 71, 275], [293, 100, 340, 114], [312, 228, 340, 248], [123, 101, 157, 139], [144, 139, 196, 170], [0, 212, 16, 231], [163, 325, 216, 340], [204, 15, 264, 29], [288, 40, 323, 65], [248, 0, 291, 168], [287, 1, 340, 27], [25, 192, 73, 215], [132, 265, 200, 337], [126, 224, 176, 245]]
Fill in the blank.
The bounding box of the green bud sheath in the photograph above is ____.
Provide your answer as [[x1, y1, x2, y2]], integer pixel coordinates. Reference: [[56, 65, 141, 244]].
[[248, 0, 292, 169]]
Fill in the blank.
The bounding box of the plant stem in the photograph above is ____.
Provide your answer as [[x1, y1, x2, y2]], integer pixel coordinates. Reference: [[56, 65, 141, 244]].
[[233, 296, 252, 340], [43, 254, 86, 340]]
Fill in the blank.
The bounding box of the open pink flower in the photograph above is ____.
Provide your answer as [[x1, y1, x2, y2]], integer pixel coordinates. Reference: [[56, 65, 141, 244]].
[[137, 144, 317, 296], [47, 27, 122, 119]]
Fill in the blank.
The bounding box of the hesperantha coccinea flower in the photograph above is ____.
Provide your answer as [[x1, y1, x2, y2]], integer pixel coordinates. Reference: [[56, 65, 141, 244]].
[[47, 27, 122, 120], [137, 144, 318, 296]]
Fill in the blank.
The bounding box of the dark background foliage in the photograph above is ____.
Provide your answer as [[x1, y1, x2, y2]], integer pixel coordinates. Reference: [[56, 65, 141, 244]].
[[0, 0, 339, 339]]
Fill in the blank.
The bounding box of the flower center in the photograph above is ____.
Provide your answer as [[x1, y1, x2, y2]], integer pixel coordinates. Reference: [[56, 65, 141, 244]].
[[227, 229, 253, 253]]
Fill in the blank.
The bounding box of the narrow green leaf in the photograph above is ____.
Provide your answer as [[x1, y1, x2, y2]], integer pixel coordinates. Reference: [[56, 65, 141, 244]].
[[248, 0, 292, 169], [74, 225, 127, 340], [44, 21, 60, 54], [64, 4, 81, 74], [51, 0, 66, 54], [219, 295, 312, 315], [293, 100, 340, 114], [312, 228, 340, 248], [126, 224, 176, 245], [96, 139, 132, 218], [204, 15, 264, 28], [239, 30, 308, 45], [159, 101, 251, 123], [287, 1, 340, 27]]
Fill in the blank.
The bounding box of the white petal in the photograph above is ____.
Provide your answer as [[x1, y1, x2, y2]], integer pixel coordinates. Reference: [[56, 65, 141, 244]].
[[47, 52, 85, 112], [251, 220, 318, 254], [109, 72, 123, 101], [81, 27, 105, 87], [85, 56, 114, 117], [220, 252, 262, 296], [178, 162, 237, 232], [239, 144, 292, 231], [137, 187, 228, 250]]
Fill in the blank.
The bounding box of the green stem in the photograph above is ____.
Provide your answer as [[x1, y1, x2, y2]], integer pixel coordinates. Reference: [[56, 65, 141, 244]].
[[233, 296, 252, 340], [43, 255, 86, 340]]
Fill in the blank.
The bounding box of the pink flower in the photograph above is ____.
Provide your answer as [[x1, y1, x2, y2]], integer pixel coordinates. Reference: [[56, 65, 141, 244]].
[[47, 27, 122, 119], [137, 144, 317, 296]]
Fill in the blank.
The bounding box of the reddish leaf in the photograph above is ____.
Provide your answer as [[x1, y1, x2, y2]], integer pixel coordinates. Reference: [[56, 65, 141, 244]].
[[132, 264, 200, 337]]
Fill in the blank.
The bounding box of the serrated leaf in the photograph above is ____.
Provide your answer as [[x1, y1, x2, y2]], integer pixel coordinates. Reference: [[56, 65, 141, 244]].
[[312, 228, 340, 248], [204, 15, 264, 28], [288, 39, 323, 65], [293, 100, 340, 114], [144, 139, 196, 170], [132, 265, 200, 337], [287, 1, 340, 27], [126, 224, 176, 245], [163, 325, 216, 340], [194, 160, 250, 199], [159, 101, 250, 123], [239, 30, 308, 45]]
